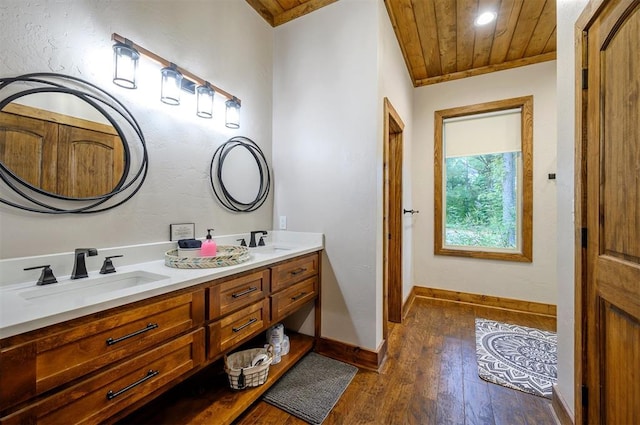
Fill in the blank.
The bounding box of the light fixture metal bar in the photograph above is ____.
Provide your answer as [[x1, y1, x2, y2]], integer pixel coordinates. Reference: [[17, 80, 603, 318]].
[[111, 33, 240, 105]]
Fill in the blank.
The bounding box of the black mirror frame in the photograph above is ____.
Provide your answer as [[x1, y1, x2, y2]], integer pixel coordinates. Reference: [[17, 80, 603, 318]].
[[210, 136, 270, 213], [0, 73, 148, 214]]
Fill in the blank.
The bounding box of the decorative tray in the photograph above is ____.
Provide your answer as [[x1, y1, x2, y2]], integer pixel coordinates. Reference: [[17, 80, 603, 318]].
[[165, 245, 250, 269]]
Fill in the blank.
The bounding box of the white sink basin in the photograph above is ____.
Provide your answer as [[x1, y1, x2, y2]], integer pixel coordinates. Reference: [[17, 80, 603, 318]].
[[249, 245, 292, 254], [18, 271, 170, 302]]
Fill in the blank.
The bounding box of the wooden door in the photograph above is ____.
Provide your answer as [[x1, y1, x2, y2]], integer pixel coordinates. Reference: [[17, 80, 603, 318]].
[[582, 1, 640, 423], [0, 111, 58, 193], [57, 125, 124, 198], [383, 98, 404, 329]]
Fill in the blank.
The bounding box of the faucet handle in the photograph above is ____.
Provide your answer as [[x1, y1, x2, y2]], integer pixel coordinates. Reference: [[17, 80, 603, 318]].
[[24, 265, 58, 286], [100, 255, 123, 274], [237, 238, 247, 247], [258, 236, 267, 246]]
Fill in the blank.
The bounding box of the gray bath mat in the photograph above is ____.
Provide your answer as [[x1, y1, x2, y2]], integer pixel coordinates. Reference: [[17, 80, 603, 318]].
[[263, 352, 358, 424], [475, 318, 557, 398]]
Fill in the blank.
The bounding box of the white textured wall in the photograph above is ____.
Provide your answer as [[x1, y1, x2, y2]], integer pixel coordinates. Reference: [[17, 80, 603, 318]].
[[413, 61, 558, 305], [556, 0, 590, 417], [273, 0, 381, 350], [377, 0, 415, 343], [0, 0, 273, 259]]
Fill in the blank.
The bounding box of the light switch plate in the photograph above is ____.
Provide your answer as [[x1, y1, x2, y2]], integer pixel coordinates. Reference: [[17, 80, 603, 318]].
[[279, 215, 287, 230]]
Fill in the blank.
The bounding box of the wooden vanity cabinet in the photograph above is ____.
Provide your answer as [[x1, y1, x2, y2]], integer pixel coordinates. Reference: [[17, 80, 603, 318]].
[[0, 289, 205, 418], [0, 250, 321, 425], [1, 329, 205, 425]]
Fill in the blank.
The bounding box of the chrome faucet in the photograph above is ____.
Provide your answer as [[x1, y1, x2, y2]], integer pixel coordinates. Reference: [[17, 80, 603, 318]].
[[71, 248, 98, 279], [249, 230, 268, 248]]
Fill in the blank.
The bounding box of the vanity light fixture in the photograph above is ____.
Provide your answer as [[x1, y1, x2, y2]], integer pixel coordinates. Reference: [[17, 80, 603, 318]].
[[475, 11, 497, 26], [160, 64, 183, 105], [112, 40, 139, 89], [225, 97, 241, 129], [111, 33, 241, 125], [196, 82, 215, 118]]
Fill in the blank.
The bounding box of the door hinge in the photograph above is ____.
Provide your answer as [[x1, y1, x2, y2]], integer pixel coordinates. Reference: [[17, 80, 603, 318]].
[[581, 227, 588, 248], [582, 68, 588, 89], [582, 385, 588, 407]]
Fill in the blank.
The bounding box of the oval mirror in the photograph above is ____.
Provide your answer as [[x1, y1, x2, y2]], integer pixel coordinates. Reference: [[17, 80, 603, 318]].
[[0, 73, 148, 214], [0, 92, 127, 199]]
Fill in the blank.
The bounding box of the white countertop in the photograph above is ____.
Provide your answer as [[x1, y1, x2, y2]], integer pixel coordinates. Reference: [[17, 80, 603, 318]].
[[0, 231, 323, 339]]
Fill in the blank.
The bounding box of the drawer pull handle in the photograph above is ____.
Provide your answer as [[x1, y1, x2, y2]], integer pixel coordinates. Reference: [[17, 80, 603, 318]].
[[106, 323, 159, 346], [106, 369, 159, 400], [232, 286, 258, 298], [232, 317, 258, 332], [291, 292, 308, 301], [290, 267, 307, 276]]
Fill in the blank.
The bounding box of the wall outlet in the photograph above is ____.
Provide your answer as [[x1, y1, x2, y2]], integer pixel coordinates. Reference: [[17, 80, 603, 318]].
[[279, 215, 287, 230]]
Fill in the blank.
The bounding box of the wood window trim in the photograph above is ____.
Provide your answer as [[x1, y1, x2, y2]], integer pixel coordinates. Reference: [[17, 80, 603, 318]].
[[434, 96, 533, 262]]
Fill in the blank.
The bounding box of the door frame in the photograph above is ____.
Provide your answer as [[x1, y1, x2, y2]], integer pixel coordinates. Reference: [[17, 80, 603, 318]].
[[383, 97, 405, 339]]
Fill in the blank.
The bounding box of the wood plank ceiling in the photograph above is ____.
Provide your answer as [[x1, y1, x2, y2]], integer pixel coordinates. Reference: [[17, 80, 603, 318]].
[[246, 0, 557, 87]]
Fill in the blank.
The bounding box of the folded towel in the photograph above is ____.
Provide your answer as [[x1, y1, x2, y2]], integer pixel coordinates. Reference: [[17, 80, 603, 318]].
[[178, 239, 202, 249]]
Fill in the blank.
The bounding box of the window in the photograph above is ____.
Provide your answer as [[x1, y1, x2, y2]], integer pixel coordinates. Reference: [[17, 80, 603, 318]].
[[434, 96, 533, 262]]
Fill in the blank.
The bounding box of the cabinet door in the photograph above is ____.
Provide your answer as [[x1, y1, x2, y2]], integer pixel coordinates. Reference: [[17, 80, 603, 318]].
[[56, 124, 124, 198], [0, 111, 58, 193]]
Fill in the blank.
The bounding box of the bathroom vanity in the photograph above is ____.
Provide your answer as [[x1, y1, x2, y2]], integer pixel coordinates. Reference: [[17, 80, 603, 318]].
[[0, 233, 322, 424]]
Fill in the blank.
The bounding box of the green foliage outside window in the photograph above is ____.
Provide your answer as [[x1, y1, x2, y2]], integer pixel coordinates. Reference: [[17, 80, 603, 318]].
[[444, 152, 518, 249]]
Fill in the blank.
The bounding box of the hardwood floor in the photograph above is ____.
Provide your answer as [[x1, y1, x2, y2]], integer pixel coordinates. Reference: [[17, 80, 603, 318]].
[[236, 297, 558, 425]]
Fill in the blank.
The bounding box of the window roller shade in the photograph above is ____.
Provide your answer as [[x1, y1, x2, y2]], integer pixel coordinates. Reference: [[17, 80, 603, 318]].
[[444, 108, 521, 158]]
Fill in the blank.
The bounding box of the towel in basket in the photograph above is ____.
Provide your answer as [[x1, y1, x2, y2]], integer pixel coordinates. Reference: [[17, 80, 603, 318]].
[[224, 346, 273, 390]]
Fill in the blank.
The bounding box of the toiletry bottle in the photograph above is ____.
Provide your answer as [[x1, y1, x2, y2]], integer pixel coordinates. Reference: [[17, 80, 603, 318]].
[[201, 228, 217, 257]]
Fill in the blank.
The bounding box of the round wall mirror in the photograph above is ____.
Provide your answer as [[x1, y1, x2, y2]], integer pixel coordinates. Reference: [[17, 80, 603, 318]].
[[210, 136, 270, 212], [0, 73, 148, 214]]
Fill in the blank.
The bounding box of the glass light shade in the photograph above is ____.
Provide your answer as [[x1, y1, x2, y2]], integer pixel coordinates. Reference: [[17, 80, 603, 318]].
[[225, 98, 240, 129], [196, 84, 215, 118], [160, 66, 183, 105], [112, 42, 139, 89]]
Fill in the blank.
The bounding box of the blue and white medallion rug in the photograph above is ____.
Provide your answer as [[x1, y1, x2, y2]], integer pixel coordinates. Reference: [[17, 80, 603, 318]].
[[475, 318, 557, 398]]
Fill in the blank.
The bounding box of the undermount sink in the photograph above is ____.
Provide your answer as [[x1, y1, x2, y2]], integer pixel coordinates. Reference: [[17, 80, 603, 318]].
[[18, 271, 170, 302], [249, 245, 292, 254]]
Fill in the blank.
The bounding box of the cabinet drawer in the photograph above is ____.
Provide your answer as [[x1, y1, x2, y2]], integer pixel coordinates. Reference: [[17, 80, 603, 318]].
[[208, 270, 269, 320], [271, 252, 319, 293], [0, 290, 204, 410], [271, 277, 317, 322], [207, 299, 269, 359], [0, 328, 205, 425]]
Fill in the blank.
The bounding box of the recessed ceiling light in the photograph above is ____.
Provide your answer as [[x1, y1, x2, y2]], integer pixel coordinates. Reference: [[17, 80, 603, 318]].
[[475, 11, 497, 26]]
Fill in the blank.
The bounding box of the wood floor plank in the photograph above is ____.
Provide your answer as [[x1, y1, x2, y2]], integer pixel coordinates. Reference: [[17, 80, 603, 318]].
[[517, 390, 558, 425], [436, 336, 465, 424], [489, 383, 528, 425], [464, 379, 496, 425]]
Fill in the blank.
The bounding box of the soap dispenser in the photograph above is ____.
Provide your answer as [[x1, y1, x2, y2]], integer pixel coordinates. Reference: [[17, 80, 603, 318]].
[[201, 228, 217, 257]]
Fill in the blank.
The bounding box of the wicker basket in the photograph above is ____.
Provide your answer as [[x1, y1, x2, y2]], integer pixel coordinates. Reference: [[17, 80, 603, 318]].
[[224, 346, 273, 390], [164, 245, 250, 269]]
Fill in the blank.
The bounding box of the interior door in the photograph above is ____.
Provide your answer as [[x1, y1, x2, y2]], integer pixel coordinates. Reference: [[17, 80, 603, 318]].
[[583, 1, 640, 423], [57, 125, 124, 198], [383, 98, 404, 329], [0, 111, 58, 193]]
